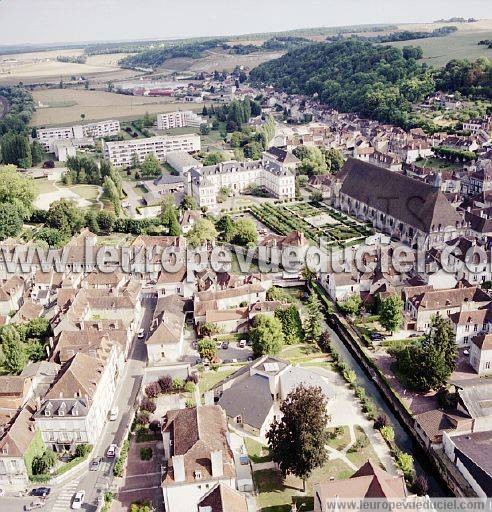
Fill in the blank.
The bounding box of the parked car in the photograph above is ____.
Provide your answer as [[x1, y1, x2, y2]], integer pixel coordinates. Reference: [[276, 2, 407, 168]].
[[137, 329, 145, 339], [106, 444, 117, 458], [71, 491, 85, 510], [24, 502, 44, 511], [463, 349, 470, 356], [370, 333, 384, 341], [246, 339, 253, 346], [109, 407, 119, 421], [221, 341, 229, 349], [30, 488, 51, 497], [239, 455, 249, 465], [238, 339, 246, 348], [89, 457, 101, 471], [409, 333, 420, 338]]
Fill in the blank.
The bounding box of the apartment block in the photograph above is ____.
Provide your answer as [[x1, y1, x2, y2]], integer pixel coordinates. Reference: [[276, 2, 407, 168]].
[[36, 119, 120, 151], [156, 110, 203, 130], [103, 134, 201, 167]]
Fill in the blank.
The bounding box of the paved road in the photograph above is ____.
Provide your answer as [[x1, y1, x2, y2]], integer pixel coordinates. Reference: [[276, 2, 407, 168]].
[[122, 183, 142, 219], [39, 297, 156, 512]]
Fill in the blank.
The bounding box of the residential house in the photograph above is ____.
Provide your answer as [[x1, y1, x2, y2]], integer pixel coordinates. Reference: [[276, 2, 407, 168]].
[[196, 482, 248, 512], [0, 407, 39, 491], [146, 295, 186, 364], [161, 405, 237, 512], [469, 334, 492, 375], [314, 461, 408, 511], [34, 351, 118, 450], [443, 430, 492, 498], [0, 276, 25, 315]]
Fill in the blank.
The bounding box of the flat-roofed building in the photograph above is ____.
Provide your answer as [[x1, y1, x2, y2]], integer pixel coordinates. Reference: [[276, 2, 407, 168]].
[[157, 110, 203, 130], [37, 119, 120, 151], [103, 134, 201, 167]]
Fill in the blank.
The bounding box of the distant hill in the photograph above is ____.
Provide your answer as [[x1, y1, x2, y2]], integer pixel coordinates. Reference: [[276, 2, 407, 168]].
[[249, 39, 491, 126]]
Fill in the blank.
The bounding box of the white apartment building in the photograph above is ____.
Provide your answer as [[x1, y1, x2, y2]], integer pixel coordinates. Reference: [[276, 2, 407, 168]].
[[34, 350, 118, 450], [36, 119, 120, 151], [186, 157, 295, 208], [157, 110, 203, 130], [103, 134, 201, 167]]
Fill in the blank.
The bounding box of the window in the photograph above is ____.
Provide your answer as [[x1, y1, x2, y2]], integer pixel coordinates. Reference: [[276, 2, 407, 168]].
[[486, 362, 491, 370]]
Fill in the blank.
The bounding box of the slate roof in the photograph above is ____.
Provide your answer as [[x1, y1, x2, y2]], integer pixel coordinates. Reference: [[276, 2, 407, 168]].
[[339, 158, 463, 233], [218, 374, 273, 429]]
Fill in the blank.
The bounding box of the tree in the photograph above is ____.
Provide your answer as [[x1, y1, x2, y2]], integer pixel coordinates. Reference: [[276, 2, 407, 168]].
[[203, 151, 225, 166], [250, 314, 284, 357], [0, 132, 32, 167], [422, 315, 457, 370], [0, 165, 35, 219], [180, 195, 197, 211], [267, 384, 329, 490], [0, 203, 23, 240], [186, 219, 218, 248], [324, 148, 345, 174], [197, 338, 218, 362], [275, 305, 304, 345], [96, 210, 116, 234], [379, 295, 404, 333], [216, 215, 235, 242], [30, 141, 45, 166], [140, 153, 161, 178], [338, 295, 362, 316], [34, 227, 66, 247], [45, 199, 85, 236], [231, 218, 258, 246], [160, 199, 180, 236], [1, 325, 27, 374], [199, 123, 210, 135], [297, 147, 328, 176], [304, 293, 323, 343]]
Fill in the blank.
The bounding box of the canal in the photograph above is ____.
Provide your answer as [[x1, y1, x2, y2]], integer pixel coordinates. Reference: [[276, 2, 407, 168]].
[[326, 323, 449, 497]]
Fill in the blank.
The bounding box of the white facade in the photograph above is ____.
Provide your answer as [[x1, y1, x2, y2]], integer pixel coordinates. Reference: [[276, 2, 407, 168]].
[[470, 339, 492, 375], [53, 140, 77, 162], [157, 110, 203, 130], [37, 120, 120, 151], [188, 159, 295, 208], [103, 134, 201, 167]]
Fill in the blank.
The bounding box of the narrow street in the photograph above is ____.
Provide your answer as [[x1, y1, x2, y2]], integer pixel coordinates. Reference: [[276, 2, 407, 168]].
[[43, 296, 156, 512]]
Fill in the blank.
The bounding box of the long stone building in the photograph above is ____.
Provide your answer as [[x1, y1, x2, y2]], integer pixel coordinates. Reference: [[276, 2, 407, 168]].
[[334, 158, 466, 248]]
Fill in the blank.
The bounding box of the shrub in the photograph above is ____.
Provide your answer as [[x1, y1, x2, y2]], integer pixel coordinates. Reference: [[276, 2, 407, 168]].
[[74, 444, 92, 458], [412, 475, 429, 496], [136, 411, 150, 425], [184, 381, 195, 393], [354, 386, 366, 400], [396, 452, 415, 480], [318, 330, 331, 352], [140, 397, 156, 413], [145, 382, 160, 398], [158, 375, 173, 394], [374, 415, 389, 430], [172, 378, 185, 392], [185, 398, 195, 408], [149, 420, 160, 432], [187, 373, 199, 384], [113, 440, 130, 477], [139, 447, 152, 461], [348, 436, 368, 453], [380, 425, 395, 443]]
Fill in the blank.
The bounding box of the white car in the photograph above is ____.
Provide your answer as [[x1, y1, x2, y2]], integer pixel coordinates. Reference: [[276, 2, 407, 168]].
[[109, 407, 119, 421], [71, 491, 85, 509], [106, 444, 118, 458], [137, 329, 145, 339], [238, 339, 247, 348]]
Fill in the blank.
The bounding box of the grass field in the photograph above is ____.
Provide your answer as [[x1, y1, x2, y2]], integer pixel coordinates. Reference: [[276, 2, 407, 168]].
[[388, 21, 492, 67], [30, 89, 205, 126], [33, 179, 101, 210], [0, 49, 133, 79]]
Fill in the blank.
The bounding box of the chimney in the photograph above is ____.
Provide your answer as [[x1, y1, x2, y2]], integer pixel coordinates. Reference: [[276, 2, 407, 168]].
[[211, 450, 223, 477], [172, 454, 185, 482]]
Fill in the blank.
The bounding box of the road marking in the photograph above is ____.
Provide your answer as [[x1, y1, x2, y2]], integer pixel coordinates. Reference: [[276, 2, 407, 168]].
[[124, 471, 161, 478], [118, 485, 160, 493]]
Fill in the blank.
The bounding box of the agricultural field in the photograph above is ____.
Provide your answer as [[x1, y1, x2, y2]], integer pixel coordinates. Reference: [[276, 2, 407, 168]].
[[0, 48, 135, 80], [30, 88, 204, 126], [388, 20, 492, 67], [249, 202, 372, 248]]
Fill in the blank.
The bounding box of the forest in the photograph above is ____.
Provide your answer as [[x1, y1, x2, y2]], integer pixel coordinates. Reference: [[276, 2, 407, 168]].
[[249, 40, 492, 126]]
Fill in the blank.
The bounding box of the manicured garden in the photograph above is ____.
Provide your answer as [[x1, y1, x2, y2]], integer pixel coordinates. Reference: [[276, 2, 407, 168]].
[[249, 201, 372, 248]]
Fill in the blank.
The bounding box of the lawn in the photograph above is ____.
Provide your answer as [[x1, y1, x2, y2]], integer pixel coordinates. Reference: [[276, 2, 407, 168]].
[[34, 179, 58, 194], [278, 344, 327, 365], [413, 157, 462, 171], [65, 184, 101, 201], [346, 426, 381, 468], [198, 368, 237, 392], [244, 437, 272, 464], [327, 425, 351, 451]]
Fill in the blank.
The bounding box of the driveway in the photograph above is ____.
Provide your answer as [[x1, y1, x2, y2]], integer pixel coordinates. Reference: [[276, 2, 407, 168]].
[[114, 439, 163, 512]]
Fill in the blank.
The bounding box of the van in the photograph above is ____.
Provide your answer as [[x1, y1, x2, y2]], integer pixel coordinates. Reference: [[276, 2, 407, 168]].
[[109, 407, 119, 421]]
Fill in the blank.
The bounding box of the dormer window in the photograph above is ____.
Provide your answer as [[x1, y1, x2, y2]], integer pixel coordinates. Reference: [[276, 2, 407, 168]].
[[2, 444, 8, 455], [194, 470, 202, 480]]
